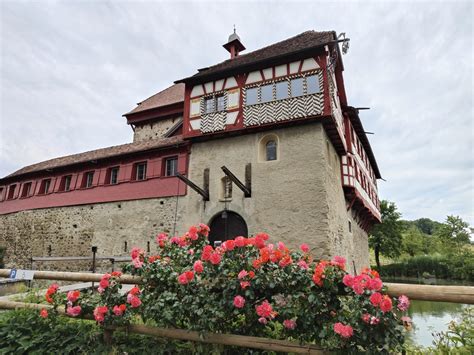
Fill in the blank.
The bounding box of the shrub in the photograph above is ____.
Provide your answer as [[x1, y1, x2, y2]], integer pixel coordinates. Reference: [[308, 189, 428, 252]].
[[376, 252, 474, 281], [31, 224, 411, 353]]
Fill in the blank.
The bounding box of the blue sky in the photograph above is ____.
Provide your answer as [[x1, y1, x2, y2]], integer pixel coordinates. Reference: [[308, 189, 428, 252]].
[[0, 0, 472, 225]]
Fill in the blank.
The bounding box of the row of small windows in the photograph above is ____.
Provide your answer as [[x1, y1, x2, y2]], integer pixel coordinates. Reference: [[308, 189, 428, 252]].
[[246, 75, 320, 106], [0, 157, 178, 201]]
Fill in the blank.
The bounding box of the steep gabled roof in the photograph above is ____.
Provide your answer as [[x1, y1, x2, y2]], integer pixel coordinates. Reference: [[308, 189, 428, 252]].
[[124, 83, 185, 116], [2, 136, 185, 182], [177, 30, 336, 83]]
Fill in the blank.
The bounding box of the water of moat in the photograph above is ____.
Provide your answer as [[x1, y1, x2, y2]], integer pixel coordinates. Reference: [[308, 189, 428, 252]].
[[386, 277, 473, 348]]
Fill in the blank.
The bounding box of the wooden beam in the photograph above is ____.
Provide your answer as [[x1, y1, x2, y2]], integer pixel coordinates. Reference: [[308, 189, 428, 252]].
[[176, 173, 209, 201], [221, 165, 251, 197], [1, 269, 473, 304], [0, 269, 142, 284], [385, 283, 474, 304]]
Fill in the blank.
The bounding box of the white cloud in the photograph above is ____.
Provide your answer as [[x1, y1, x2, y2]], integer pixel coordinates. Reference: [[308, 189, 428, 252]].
[[0, 0, 472, 224]]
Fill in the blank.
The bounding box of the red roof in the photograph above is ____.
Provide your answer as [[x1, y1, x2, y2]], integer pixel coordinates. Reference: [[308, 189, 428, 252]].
[[2, 136, 185, 181], [177, 30, 336, 83], [125, 83, 185, 116]]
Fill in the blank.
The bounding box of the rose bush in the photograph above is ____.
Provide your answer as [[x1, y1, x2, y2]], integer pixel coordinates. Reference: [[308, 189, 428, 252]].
[[42, 224, 411, 352]]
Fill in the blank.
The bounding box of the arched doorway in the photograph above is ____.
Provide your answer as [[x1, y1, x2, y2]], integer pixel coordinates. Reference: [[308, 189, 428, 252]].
[[208, 211, 248, 246]]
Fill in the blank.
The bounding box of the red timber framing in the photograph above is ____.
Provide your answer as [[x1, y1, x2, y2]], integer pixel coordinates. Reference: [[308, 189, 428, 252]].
[[0, 144, 190, 215], [180, 49, 347, 155]]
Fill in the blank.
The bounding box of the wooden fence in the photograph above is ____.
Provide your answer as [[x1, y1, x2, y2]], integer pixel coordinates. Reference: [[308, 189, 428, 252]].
[[0, 268, 473, 353]]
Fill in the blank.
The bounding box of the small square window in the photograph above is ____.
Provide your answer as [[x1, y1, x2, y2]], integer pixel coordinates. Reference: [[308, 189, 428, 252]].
[[109, 167, 119, 184], [261, 84, 273, 103], [135, 162, 147, 181], [204, 97, 214, 114], [83, 172, 94, 188], [165, 157, 178, 177], [275, 81, 288, 100], [0, 187, 4, 201], [291, 77, 304, 97], [216, 95, 226, 111], [39, 179, 51, 194], [21, 182, 32, 198], [306, 75, 320, 94], [7, 184, 16, 199], [246, 87, 258, 105]]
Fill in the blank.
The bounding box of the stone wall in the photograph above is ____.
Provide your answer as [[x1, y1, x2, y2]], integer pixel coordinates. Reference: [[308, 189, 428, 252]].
[[179, 122, 369, 267], [133, 116, 182, 142], [0, 198, 181, 272], [321, 128, 370, 272]]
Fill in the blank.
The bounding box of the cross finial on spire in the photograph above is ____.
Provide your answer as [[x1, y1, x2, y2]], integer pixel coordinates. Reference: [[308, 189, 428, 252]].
[[233, 24, 236, 34]]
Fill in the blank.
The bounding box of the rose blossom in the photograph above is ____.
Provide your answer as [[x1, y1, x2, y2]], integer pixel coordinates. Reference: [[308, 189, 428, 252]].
[[300, 243, 309, 253], [66, 305, 81, 317], [93, 306, 108, 323], [67, 290, 80, 303], [380, 295, 393, 313], [333, 322, 353, 338], [178, 272, 190, 285], [113, 304, 127, 316], [233, 295, 245, 308], [209, 252, 222, 265], [40, 309, 48, 318], [256, 300, 275, 319], [238, 270, 249, 279], [397, 295, 410, 312], [297, 260, 309, 269], [283, 319, 297, 330], [343, 274, 354, 288], [258, 317, 268, 325], [331, 256, 346, 269], [370, 292, 383, 306], [240, 281, 250, 289], [132, 258, 143, 269], [234, 236, 246, 247], [193, 260, 204, 274]]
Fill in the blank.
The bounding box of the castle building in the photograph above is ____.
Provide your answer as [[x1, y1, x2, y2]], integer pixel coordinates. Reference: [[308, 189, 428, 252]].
[[0, 30, 381, 272]]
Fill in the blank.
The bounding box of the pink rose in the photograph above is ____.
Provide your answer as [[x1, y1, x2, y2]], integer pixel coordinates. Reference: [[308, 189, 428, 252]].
[[238, 270, 249, 279], [67, 290, 80, 303], [300, 243, 309, 253], [297, 260, 309, 269], [283, 319, 297, 330], [193, 260, 204, 274], [209, 252, 222, 265], [334, 322, 353, 338], [258, 317, 268, 325], [66, 305, 81, 317], [233, 295, 245, 308], [397, 295, 410, 312]]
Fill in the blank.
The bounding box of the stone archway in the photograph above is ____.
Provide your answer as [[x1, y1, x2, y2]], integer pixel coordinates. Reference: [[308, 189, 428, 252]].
[[208, 211, 248, 246]]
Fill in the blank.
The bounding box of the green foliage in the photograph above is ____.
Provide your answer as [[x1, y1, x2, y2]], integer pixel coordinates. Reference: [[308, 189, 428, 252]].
[[412, 218, 442, 235], [406, 307, 474, 354], [369, 200, 404, 268], [376, 251, 474, 281], [435, 215, 471, 248]]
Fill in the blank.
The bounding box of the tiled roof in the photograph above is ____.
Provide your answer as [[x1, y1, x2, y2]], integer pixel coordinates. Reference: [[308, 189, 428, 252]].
[[125, 83, 185, 115], [3, 136, 185, 180], [177, 30, 336, 82]]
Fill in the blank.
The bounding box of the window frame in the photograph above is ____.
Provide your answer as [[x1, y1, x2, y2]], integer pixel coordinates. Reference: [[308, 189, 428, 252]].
[[108, 166, 120, 185], [20, 182, 32, 198], [7, 184, 17, 200], [83, 171, 95, 189], [164, 156, 178, 177], [39, 179, 52, 195], [134, 162, 147, 181], [265, 140, 278, 161]]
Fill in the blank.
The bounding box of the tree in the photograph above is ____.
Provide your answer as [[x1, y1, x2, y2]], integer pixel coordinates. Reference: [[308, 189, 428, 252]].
[[402, 226, 425, 257], [436, 215, 471, 250], [414, 218, 442, 235], [369, 200, 404, 269]]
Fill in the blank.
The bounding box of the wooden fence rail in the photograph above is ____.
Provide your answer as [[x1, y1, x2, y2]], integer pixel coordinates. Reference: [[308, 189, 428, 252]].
[[0, 299, 325, 354], [1, 269, 473, 304]]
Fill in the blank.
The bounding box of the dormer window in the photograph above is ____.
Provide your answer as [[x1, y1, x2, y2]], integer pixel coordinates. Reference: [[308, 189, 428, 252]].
[[39, 179, 51, 194], [21, 182, 32, 198], [59, 175, 72, 192], [82, 171, 94, 188], [134, 162, 147, 181], [7, 184, 16, 199]]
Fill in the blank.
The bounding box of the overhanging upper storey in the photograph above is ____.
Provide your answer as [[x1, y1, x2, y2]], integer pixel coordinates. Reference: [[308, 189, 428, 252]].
[[176, 30, 348, 155]]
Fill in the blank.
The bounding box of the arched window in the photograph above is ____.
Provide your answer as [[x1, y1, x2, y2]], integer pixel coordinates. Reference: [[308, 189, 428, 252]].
[[266, 140, 277, 161]]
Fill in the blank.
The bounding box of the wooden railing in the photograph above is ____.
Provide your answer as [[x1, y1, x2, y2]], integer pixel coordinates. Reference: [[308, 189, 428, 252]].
[[1, 268, 473, 353], [1, 269, 473, 304]]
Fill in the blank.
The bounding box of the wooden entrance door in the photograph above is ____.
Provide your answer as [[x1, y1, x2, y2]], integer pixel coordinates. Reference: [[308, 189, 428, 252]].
[[208, 211, 248, 246]]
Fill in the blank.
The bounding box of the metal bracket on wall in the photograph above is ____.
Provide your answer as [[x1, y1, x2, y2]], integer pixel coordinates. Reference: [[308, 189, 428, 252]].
[[176, 173, 209, 201], [221, 164, 251, 198]]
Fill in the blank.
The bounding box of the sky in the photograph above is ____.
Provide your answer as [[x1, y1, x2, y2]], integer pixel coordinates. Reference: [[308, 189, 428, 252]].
[[0, 0, 472, 225]]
